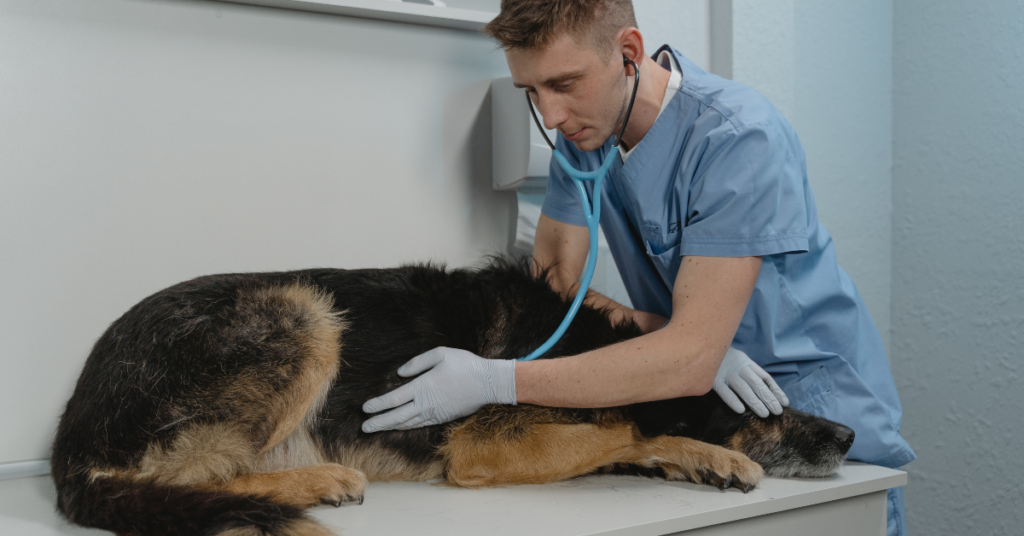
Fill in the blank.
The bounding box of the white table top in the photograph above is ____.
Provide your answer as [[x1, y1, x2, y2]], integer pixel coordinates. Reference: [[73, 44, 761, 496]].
[[0, 462, 905, 536]]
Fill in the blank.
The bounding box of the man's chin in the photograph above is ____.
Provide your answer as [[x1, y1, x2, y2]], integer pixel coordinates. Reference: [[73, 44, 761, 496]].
[[571, 136, 611, 153]]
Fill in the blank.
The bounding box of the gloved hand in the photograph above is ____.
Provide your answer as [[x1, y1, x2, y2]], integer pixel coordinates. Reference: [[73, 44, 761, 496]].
[[361, 347, 516, 433], [713, 347, 789, 418]]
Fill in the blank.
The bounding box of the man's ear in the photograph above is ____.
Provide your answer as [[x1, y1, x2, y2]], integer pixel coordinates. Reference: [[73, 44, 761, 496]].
[[618, 27, 645, 75]]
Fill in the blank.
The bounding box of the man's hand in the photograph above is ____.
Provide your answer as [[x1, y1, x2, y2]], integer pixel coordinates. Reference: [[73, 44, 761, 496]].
[[361, 347, 516, 433], [713, 347, 789, 418]]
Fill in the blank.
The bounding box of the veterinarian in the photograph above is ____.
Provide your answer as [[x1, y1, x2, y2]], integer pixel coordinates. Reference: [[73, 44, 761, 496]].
[[363, 1, 915, 533]]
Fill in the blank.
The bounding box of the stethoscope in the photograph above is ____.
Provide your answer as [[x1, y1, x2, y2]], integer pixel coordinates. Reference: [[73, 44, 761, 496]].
[[518, 56, 640, 361]]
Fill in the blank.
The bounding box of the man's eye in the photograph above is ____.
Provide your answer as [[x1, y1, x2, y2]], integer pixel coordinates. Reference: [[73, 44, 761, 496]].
[[556, 82, 573, 91]]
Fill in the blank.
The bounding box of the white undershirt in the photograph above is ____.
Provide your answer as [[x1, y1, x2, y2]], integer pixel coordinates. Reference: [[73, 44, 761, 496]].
[[619, 50, 682, 163]]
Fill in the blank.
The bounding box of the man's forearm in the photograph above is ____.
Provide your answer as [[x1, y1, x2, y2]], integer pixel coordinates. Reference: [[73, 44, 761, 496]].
[[518, 255, 761, 410], [513, 325, 725, 408]]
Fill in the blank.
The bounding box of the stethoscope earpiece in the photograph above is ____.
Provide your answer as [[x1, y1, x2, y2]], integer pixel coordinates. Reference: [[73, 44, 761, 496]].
[[616, 56, 640, 148]]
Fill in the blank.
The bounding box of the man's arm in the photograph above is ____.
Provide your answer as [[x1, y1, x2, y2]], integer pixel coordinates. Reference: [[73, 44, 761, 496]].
[[362, 218, 767, 432], [514, 252, 762, 407], [533, 214, 667, 333]]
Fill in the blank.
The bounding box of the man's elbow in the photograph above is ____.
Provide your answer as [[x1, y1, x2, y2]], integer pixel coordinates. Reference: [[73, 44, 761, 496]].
[[688, 375, 715, 397], [696, 377, 715, 396], [668, 372, 714, 399], [654, 337, 723, 399], [678, 353, 720, 397]]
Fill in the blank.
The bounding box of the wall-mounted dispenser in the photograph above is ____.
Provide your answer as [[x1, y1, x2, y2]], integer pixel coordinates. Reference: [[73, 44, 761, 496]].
[[491, 76, 557, 191]]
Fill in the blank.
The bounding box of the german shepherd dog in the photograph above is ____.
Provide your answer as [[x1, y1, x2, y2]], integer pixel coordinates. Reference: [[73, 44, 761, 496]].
[[52, 258, 855, 536]]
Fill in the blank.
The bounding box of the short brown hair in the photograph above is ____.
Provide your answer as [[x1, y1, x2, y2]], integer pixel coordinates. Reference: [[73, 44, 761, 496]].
[[483, 0, 637, 55]]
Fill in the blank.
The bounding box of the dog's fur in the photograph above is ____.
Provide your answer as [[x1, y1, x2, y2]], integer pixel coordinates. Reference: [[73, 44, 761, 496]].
[[52, 258, 854, 536]]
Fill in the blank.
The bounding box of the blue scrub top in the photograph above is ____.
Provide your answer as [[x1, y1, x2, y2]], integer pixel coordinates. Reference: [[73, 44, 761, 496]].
[[541, 46, 916, 469]]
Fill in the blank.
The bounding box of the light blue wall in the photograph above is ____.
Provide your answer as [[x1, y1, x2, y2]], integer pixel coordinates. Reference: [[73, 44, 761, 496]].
[[731, 1, 894, 352], [792, 2, 893, 354], [892, 1, 1024, 534]]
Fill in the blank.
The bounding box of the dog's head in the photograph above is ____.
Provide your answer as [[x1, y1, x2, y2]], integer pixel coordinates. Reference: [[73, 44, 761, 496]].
[[723, 407, 854, 478], [630, 395, 854, 478]]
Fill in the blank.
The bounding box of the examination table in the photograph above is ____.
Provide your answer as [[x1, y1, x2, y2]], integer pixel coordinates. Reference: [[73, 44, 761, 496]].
[[0, 462, 903, 535]]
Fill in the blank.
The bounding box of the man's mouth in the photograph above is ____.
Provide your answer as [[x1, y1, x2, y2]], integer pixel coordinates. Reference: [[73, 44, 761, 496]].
[[563, 128, 586, 142]]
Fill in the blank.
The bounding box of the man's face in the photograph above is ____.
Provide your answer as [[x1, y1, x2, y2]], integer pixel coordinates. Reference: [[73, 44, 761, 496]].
[[507, 34, 629, 153]]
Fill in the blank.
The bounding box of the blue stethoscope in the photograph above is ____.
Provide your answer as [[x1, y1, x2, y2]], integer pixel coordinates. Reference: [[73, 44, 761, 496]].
[[518, 56, 640, 361]]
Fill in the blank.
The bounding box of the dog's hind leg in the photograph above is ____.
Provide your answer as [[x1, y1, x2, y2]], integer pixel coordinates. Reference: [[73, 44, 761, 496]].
[[222, 464, 367, 508], [194, 282, 368, 506], [63, 281, 365, 535], [440, 405, 763, 491], [127, 282, 366, 492]]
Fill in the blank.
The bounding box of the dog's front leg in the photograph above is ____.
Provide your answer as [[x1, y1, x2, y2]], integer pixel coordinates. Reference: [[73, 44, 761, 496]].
[[439, 407, 762, 491], [635, 434, 764, 491]]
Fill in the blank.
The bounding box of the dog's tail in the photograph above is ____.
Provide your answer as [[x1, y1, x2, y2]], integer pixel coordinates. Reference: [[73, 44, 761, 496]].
[[55, 470, 333, 536]]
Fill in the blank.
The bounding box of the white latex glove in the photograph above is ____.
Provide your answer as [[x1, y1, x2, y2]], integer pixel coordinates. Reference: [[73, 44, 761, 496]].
[[361, 347, 516, 433], [713, 347, 789, 418]]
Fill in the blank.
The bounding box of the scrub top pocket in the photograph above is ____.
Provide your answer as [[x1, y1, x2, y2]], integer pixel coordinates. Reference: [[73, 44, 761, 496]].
[[645, 239, 683, 285], [783, 364, 836, 416]]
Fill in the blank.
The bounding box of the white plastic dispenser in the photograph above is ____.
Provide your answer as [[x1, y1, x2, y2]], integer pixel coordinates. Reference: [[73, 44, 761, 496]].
[[490, 76, 557, 191]]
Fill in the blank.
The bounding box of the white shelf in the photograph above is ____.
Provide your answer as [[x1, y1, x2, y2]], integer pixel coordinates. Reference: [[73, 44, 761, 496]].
[[215, 0, 497, 31], [0, 460, 49, 481]]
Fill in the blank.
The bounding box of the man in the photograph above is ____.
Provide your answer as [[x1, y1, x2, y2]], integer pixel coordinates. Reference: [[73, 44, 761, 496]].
[[362, 1, 914, 534]]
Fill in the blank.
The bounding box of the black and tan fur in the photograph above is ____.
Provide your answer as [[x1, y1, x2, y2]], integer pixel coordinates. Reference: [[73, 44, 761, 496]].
[[52, 258, 854, 536]]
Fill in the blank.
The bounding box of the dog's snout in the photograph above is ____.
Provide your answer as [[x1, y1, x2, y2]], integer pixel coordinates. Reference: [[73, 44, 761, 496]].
[[834, 425, 855, 451]]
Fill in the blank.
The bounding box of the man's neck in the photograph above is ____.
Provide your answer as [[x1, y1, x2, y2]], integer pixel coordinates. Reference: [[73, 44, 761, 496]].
[[618, 55, 672, 151]]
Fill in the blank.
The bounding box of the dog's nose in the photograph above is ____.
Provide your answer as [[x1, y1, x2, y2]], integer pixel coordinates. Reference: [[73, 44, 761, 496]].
[[834, 425, 855, 451]]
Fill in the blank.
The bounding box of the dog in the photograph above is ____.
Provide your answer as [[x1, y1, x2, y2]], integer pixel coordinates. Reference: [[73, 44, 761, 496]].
[[51, 257, 855, 536]]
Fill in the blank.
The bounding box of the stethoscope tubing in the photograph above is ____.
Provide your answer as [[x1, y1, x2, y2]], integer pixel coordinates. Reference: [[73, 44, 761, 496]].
[[519, 149, 614, 361]]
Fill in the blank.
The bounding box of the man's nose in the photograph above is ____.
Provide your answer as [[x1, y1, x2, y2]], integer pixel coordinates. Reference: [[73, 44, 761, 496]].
[[536, 94, 569, 131]]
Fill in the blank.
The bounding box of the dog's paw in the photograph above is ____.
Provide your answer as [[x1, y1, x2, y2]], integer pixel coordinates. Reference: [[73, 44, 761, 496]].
[[312, 464, 368, 507], [661, 447, 763, 492], [701, 449, 763, 492], [274, 463, 367, 508], [223, 463, 369, 509]]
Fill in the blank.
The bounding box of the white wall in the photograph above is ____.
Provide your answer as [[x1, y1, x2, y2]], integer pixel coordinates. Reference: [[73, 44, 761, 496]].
[[892, 1, 1024, 534], [0, 0, 512, 464], [0, 0, 905, 475]]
